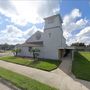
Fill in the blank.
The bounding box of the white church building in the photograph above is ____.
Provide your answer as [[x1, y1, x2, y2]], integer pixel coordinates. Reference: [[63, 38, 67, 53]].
[[17, 14, 67, 60]]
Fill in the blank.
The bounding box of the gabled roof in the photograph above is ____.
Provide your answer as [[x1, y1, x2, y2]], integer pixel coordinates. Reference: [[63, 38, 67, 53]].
[[26, 31, 43, 43]]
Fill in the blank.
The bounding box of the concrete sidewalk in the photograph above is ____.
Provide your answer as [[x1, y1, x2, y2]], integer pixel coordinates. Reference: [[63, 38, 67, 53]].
[[0, 82, 12, 90], [0, 60, 89, 90]]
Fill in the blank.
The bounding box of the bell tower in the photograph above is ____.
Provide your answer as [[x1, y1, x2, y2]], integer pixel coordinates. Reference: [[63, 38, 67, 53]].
[[44, 14, 63, 31], [43, 14, 66, 59]]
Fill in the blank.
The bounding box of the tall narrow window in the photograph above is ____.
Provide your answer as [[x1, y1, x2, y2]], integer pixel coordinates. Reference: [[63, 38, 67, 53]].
[[49, 33, 51, 38], [28, 47, 32, 51], [36, 33, 41, 40]]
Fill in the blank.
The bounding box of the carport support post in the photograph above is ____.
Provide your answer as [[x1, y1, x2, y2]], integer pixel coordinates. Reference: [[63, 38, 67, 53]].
[[72, 50, 74, 61]]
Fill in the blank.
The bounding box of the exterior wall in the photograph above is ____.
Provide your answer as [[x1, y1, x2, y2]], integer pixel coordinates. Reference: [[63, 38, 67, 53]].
[[42, 26, 65, 60], [17, 46, 44, 58], [62, 36, 66, 47], [44, 15, 62, 30], [41, 14, 66, 60], [17, 46, 33, 57]]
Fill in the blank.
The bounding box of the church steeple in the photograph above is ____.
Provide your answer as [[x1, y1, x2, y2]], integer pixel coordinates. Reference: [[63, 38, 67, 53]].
[[44, 14, 62, 31]]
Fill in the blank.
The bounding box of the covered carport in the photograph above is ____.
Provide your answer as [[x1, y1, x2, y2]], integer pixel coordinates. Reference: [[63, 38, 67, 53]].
[[58, 46, 75, 60]]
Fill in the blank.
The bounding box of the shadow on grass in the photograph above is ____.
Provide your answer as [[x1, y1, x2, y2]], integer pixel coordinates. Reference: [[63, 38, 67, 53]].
[[27, 58, 61, 71], [29, 58, 60, 65], [29, 60, 40, 65], [70, 52, 90, 89], [57, 51, 90, 89], [72, 52, 90, 81]]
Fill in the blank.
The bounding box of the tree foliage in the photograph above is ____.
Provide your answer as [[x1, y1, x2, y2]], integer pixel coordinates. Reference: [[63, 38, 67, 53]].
[[0, 43, 15, 51], [71, 42, 86, 47], [12, 48, 21, 56], [29, 47, 40, 60]]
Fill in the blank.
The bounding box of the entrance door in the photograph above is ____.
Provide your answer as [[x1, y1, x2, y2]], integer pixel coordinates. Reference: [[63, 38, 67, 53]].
[[58, 49, 72, 59], [58, 49, 65, 60]]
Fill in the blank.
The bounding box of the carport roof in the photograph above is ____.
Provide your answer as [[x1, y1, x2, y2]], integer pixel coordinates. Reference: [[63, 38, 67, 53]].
[[58, 46, 75, 49]]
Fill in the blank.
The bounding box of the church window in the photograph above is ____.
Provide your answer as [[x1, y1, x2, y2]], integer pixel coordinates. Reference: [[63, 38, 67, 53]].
[[49, 33, 51, 38], [28, 47, 32, 51]]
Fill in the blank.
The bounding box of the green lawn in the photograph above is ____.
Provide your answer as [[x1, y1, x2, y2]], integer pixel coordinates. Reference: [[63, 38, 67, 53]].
[[0, 56, 61, 71], [0, 67, 57, 90], [72, 51, 90, 81]]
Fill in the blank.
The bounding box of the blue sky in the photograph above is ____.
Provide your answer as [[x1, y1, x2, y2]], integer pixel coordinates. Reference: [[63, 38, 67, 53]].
[[60, 0, 90, 45], [61, 0, 90, 18], [0, 0, 90, 45]]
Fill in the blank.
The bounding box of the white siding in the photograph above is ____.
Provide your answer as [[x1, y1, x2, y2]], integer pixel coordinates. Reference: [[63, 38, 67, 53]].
[[44, 15, 62, 30], [18, 46, 44, 58], [17, 46, 33, 57], [40, 15, 66, 60], [42, 27, 64, 60]]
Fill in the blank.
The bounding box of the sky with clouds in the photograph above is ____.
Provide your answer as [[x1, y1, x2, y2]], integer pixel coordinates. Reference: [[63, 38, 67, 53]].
[[0, 0, 90, 45]]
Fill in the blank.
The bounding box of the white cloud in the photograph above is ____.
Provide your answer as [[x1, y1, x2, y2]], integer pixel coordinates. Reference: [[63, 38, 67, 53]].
[[75, 26, 90, 45], [0, 0, 60, 26], [71, 9, 81, 18], [63, 9, 81, 26], [62, 8, 89, 45], [38, 0, 60, 17], [0, 0, 16, 13], [77, 26, 90, 36], [66, 26, 90, 45], [1, 25, 24, 38], [62, 9, 82, 39], [0, 25, 43, 44], [75, 36, 90, 45], [0, 25, 25, 44], [0, 0, 59, 44]]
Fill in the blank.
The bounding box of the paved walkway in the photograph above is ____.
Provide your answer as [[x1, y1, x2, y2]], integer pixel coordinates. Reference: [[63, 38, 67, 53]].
[[52, 56, 90, 90], [0, 60, 89, 90], [52, 56, 72, 75]]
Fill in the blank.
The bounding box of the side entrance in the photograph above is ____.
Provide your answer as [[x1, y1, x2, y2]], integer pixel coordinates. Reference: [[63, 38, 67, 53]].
[[58, 49, 73, 60]]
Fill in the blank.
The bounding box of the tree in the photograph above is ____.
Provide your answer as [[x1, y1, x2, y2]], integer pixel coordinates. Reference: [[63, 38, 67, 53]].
[[0, 44, 15, 51], [29, 47, 40, 60], [87, 44, 90, 47], [71, 42, 86, 47], [12, 48, 21, 56], [0, 43, 8, 51]]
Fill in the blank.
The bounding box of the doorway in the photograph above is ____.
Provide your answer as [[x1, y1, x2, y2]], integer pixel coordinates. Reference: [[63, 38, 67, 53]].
[[58, 49, 72, 60]]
